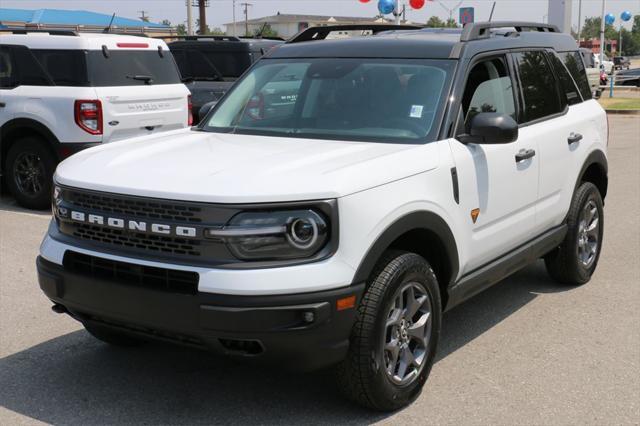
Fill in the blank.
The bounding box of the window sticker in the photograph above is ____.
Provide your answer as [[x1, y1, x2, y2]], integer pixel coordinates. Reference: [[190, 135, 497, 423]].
[[410, 105, 424, 118]]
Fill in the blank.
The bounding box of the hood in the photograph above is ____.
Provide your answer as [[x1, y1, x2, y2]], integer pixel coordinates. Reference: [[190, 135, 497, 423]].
[[55, 129, 440, 203]]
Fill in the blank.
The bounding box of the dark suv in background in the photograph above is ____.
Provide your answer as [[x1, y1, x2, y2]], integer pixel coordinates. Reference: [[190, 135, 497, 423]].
[[169, 36, 283, 123], [613, 56, 631, 70]]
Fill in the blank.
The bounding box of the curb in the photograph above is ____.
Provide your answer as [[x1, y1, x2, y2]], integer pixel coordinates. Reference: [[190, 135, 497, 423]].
[[605, 109, 640, 115]]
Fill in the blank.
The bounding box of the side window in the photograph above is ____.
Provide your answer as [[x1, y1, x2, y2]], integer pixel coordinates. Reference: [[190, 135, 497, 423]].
[[560, 51, 593, 101], [548, 52, 582, 106], [11, 46, 51, 86], [513, 51, 563, 123], [0, 46, 17, 89], [460, 56, 516, 131], [31, 50, 89, 86]]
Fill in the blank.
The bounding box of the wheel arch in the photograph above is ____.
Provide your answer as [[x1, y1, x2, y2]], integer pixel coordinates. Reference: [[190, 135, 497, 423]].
[[577, 149, 608, 201], [352, 211, 459, 309], [1, 118, 59, 168]]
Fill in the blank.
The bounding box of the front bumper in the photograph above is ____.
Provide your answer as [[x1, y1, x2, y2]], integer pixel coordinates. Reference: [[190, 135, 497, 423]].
[[37, 256, 364, 371]]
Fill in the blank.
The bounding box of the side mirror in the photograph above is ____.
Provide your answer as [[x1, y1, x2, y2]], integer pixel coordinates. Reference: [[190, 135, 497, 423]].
[[458, 113, 518, 145], [198, 101, 218, 122]]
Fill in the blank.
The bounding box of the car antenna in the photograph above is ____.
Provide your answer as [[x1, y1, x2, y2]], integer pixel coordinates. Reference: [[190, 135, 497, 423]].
[[488, 1, 496, 22], [103, 13, 116, 33]]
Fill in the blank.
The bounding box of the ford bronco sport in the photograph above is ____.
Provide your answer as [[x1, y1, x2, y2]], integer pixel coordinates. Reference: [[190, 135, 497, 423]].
[[0, 30, 191, 209], [38, 23, 608, 411]]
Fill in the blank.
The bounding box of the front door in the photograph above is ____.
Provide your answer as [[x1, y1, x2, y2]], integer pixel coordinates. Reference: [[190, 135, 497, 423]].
[[449, 55, 539, 273]]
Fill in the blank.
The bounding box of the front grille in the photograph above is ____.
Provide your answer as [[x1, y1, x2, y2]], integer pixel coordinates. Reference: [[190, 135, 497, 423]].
[[67, 190, 204, 223], [64, 251, 199, 295], [72, 223, 201, 257]]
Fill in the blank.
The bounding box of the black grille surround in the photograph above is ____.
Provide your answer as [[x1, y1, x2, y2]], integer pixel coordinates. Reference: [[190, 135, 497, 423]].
[[64, 251, 199, 295], [53, 186, 339, 269]]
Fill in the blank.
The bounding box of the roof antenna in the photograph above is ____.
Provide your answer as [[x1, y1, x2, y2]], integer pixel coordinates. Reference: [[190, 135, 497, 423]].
[[488, 1, 496, 22], [103, 13, 116, 33]]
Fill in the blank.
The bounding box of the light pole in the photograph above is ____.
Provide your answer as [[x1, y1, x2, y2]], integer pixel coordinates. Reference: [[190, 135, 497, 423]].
[[577, 0, 582, 41], [233, 0, 237, 37], [599, 0, 606, 66], [186, 0, 193, 35]]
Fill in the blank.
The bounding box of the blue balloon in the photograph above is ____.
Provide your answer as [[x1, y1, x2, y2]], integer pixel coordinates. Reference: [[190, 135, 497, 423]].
[[621, 11, 632, 22], [605, 13, 615, 25], [378, 0, 396, 15]]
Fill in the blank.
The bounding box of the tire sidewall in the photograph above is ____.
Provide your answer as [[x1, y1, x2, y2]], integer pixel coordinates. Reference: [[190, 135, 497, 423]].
[[5, 137, 55, 210], [568, 183, 604, 282], [368, 255, 442, 409]]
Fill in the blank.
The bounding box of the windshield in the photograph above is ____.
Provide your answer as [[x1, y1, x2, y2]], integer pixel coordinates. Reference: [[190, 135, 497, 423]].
[[203, 58, 454, 143]]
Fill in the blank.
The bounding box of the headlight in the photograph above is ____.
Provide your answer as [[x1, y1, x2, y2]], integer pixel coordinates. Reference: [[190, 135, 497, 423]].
[[205, 209, 329, 260]]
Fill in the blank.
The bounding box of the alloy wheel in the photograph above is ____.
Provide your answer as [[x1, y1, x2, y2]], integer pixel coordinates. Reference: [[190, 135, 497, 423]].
[[382, 282, 433, 386]]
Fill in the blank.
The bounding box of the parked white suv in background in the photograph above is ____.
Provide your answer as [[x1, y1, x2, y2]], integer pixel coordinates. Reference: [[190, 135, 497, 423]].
[[38, 23, 608, 411], [0, 30, 191, 209]]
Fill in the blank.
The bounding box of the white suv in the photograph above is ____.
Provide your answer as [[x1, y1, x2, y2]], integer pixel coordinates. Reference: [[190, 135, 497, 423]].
[[0, 30, 191, 209], [37, 23, 608, 411]]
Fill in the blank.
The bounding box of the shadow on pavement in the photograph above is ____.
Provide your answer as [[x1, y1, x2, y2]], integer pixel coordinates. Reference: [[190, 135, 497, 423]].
[[0, 195, 51, 216], [0, 262, 573, 424]]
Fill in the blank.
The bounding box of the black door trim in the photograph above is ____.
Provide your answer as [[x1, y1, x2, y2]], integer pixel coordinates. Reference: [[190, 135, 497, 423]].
[[445, 224, 567, 311]]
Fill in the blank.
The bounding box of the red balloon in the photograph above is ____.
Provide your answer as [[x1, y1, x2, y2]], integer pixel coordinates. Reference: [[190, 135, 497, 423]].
[[409, 0, 425, 9], [358, 0, 371, 3]]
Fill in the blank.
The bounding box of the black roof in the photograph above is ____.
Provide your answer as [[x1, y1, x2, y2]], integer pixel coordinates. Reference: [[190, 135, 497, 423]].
[[169, 37, 283, 52], [268, 22, 579, 60]]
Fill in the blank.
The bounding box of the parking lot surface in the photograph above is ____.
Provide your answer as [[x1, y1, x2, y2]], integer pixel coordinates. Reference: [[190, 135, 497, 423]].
[[1, 116, 639, 425]]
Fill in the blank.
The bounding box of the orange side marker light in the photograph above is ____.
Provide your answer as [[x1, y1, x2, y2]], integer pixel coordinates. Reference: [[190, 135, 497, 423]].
[[337, 295, 357, 311]]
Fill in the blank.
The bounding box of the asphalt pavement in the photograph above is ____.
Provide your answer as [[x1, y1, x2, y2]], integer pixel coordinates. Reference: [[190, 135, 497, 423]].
[[0, 115, 638, 425]]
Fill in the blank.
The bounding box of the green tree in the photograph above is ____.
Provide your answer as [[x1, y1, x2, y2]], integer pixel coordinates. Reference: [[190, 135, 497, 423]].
[[445, 18, 458, 28], [195, 19, 209, 35], [161, 19, 171, 27], [210, 27, 226, 35], [254, 23, 278, 38], [176, 24, 187, 36], [426, 16, 445, 28]]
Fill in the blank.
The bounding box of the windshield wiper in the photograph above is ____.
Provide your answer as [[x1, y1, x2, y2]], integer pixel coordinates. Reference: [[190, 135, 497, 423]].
[[126, 75, 154, 85]]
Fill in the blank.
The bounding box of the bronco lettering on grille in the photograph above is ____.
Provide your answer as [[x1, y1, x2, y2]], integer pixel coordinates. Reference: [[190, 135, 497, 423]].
[[68, 210, 198, 238]]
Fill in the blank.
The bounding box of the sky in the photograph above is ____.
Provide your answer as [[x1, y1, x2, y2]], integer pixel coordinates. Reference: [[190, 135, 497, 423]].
[[2, 0, 638, 31]]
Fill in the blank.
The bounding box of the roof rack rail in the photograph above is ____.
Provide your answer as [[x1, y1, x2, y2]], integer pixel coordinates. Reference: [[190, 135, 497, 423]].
[[3, 28, 79, 36], [239, 35, 285, 41], [287, 24, 422, 44], [166, 35, 241, 41], [460, 21, 560, 42]]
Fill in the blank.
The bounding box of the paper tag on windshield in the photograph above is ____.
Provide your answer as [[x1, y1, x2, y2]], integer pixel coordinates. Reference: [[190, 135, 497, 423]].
[[410, 105, 424, 118]]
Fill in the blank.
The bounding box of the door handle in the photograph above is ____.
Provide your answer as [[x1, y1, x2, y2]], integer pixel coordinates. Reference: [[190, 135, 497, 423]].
[[568, 132, 583, 145], [515, 148, 536, 163]]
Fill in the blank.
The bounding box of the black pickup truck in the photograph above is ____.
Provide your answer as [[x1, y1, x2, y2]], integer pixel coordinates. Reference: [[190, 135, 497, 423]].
[[169, 36, 283, 123]]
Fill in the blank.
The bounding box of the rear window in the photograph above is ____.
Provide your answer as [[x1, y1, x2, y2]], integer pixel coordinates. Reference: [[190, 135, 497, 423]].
[[513, 51, 564, 123], [174, 48, 252, 79], [86, 50, 181, 86], [560, 51, 592, 101], [31, 49, 89, 86], [548, 53, 583, 106]]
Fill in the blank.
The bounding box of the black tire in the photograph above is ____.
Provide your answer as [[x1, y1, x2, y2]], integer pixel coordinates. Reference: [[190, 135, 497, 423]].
[[336, 251, 441, 411], [545, 182, 604, 285], [84, 323, 144, 347], [4, 137, 56, 210]]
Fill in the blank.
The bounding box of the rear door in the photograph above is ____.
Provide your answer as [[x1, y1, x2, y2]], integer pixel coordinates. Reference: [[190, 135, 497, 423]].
[[87, 49, 188, 142]]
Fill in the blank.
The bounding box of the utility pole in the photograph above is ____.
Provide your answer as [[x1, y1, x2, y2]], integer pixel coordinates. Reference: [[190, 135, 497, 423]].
[[436, 1, 464, 25], [138, 10, 149, 22], [186, 0, 193, 35], [198, 0, 207, 35], [241, 3, 252, 36]]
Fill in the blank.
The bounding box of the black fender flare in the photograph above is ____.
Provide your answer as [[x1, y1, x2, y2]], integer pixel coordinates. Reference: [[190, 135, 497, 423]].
[[352, 210, 459, 287], [575, 149, 608, 199], [1, 118, 59, 149]]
